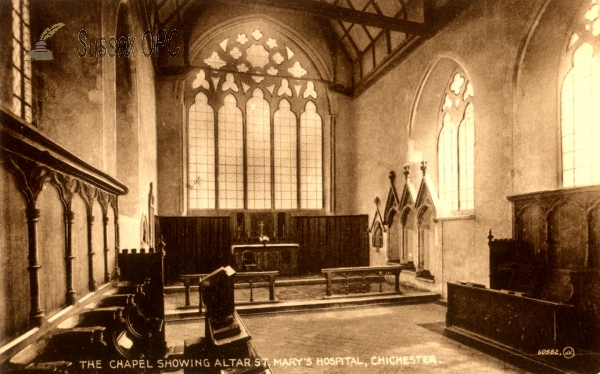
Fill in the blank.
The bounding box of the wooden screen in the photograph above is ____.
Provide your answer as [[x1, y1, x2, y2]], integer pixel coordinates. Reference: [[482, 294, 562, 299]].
[[156, 216, 231, 282], [292, 215, 369, 274]]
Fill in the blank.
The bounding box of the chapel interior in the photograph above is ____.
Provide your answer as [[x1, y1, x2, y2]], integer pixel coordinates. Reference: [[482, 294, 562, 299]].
[[1, 0, 600, 372]]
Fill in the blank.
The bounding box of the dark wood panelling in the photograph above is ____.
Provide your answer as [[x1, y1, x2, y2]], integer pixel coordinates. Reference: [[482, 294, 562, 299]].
[[37, 185, 67, 319], [292, 215, 369, 274], [156, 216, 232, 283], [548, 203, 587, 269], [92, 203, 105, 288], [483, 185, 600, 356], [515, 203, 545, 263], [106, 206, 116, 280], [72, 196, 90, 300], [1, 110, 126, 346], [447, 282, 582, 354], [0, 167, 30, 346], [590, 206, 600, 269]]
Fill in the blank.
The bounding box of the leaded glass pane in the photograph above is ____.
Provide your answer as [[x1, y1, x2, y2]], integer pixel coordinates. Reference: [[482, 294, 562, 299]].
[[247, 89, 271, 209], [438, 113, 458, 211], [274, 99, 297, 209], [300, 101, 322, 209], [218, 95, 244, 209], [458, 103, 474, 210], [561, 43, 600, 187], [189, 92, 216, 209]]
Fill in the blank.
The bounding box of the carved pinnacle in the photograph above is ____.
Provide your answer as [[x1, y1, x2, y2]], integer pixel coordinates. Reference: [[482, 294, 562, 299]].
[[389, 170, 396, 184]]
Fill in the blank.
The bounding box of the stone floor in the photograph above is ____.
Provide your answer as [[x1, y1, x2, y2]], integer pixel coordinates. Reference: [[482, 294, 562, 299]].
[[165, 303, 529, 374]]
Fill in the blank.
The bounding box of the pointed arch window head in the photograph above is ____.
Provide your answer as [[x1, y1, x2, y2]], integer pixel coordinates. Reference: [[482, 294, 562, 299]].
[[274, 99, 297, 209], [189, 92, 215, 209], [218, 94, 244, 209], [247, 89, 271, 209], [438, 70, 475, 214]]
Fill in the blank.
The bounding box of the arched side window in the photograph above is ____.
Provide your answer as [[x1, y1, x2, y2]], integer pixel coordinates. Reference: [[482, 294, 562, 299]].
[[188, 93, 215, 209], [218, 94, 244, 209], [561, 1, 600, 188], [247, 89, 271, 209], [274, 99, 297, 209], [438, 70, 474, 213], [300, 101, 323, 209]]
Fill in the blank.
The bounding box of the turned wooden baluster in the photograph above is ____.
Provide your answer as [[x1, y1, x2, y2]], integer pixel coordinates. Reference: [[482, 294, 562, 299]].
[[51, 172, 80, 305], [80, 183, 98, 292], [6, 154, 51, 326]]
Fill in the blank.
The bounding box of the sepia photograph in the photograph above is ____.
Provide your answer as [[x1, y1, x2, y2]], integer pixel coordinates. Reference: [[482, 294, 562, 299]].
[[1, 0, 599, 372]]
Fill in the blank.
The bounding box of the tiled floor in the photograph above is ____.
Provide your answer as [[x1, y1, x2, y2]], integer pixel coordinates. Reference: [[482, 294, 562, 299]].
[[165, 303, 529, 373]]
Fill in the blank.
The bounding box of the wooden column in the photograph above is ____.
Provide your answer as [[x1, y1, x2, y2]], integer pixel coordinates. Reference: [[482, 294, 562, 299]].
[[51, 172, 79, 305], [6, 154, 51, 326], [26, 207, 44, 325], [98, 191, 110, 283], [80, 183, 98, 292], [110, 195, 120, 277], [328, 92, 339, 213]]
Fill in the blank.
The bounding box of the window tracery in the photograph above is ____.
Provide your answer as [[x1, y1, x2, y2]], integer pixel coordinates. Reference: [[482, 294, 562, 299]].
[[188, 25, 325, 210], [438, 69, 474, 213]]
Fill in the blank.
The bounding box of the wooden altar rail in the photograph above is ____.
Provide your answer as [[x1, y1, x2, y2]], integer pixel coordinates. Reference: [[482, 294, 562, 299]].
[[181, 271, 279, 312], [321, 265, 403, 296]]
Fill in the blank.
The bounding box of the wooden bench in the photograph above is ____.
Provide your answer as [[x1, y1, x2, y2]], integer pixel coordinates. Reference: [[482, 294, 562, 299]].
[[321, 265, 403, 296], [181, 271, 279, 311]]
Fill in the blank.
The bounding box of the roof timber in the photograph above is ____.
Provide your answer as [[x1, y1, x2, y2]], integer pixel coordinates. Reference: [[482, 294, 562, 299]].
[[214, 0, 429, 35]]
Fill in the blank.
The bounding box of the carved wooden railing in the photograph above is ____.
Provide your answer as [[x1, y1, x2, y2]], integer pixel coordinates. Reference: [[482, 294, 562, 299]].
[[321, 265, 403, 296], [1, 108, 129, 363], [181, 271, 279, 312]]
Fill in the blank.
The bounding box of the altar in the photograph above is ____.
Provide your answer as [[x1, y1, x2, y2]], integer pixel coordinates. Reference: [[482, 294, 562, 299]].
[[232, 243, 299, 275]]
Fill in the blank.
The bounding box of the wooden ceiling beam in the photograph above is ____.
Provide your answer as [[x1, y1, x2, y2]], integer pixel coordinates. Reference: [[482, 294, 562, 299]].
[[215, 0, 429, 35]]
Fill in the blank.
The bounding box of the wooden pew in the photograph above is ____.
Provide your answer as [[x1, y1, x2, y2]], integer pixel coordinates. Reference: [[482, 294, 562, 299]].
[[9, 327, 107, 373], [447, 185, 600, 372]]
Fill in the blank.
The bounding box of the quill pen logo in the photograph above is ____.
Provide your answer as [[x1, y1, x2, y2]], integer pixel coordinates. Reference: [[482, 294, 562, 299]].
[[25, 23, 65, 61]]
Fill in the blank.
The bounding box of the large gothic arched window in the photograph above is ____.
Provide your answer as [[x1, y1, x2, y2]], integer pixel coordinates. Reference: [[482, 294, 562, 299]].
[[437, 70, 474, 212], [561, 1, 600, 187], [187, 24, 326, 210]]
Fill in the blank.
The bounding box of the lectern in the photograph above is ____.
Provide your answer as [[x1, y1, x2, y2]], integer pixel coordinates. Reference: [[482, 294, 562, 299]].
[[184, 266, 270, 373]]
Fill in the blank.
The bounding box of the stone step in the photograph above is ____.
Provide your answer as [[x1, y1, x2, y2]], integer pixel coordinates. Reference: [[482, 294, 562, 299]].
[[165, 292, 439, 321]]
